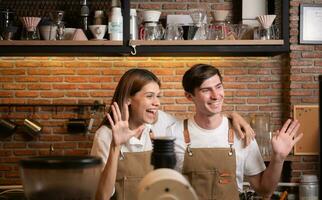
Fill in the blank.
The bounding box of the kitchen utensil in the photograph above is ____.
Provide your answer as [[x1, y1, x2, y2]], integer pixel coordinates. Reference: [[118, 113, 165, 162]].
[[23, 118, 42, 138], [299, 175, 319, 200], [250, 114, 271, 157], [89, 25, 107, 40], [20, 17, 41, 40], [226, 24, 250, 40], [141, 10, 161, 23], [19, 156, 102, 200], [189, 8, 206, 25], [211, 10, 229, 22], [0, 9, 15, 38], [0, 119, 17, 139], [63, 28, 76, 40], [67, 118, 86, 133], [256, 15, 276, 40], [140, 22, 164, 40], [188, 23, 208, 40], [72, 28, 88, 40], [39, 25, 57, 40], [164, 24, 183, 40]]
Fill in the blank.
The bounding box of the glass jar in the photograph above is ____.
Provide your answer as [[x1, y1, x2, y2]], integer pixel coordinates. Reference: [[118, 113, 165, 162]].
[[250, 113, 271, 157], [299, 175, 319, 200]]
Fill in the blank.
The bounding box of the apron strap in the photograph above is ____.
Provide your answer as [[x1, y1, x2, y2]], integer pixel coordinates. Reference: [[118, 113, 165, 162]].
[[183, 118, 235, 156], [227, 119, 234, 156], [183, 119, 190, 143], [183, 119, 193, 156]]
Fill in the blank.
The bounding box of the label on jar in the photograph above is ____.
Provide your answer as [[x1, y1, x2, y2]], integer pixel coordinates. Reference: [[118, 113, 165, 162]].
[[108, 22, 123, 34]]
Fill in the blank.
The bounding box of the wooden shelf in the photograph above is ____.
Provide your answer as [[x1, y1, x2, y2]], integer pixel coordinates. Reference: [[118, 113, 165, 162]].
[[0, 40, 123, 46], [130, 40, 284, 46]]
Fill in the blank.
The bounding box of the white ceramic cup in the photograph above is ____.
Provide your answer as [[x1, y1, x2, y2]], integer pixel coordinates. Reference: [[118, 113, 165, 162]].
[[89, 25, 107, 40], [142, 10, 161, 22]]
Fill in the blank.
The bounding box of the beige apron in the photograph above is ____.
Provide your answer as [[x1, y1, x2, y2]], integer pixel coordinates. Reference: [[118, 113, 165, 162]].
[[182, 119, 240, 200], [113, 150, 153, 200]]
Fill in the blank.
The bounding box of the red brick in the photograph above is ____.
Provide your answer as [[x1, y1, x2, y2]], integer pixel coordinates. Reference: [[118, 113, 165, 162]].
[[66, 92, 89, 97], [0, 69, 25, 75], [77, 69, 101, 75], [65, 77, 88, 83], [40, 92, 65, 98], [15, 91, 39, 97], [52, 69, 75, 75], [3, 84, 26, 90], [28, 84, 51, 90], [247, 99, 270, 104], [39, 77, 64, 82], [302, 52, 322, 58], [164, 105, 187, 112], [235, 91, 258, 97], [53, 84, 77, 90], [14, 150, 37, 156]]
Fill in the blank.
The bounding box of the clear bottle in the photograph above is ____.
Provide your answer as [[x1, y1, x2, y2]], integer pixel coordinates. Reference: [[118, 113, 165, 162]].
[[299, 175, 319, 200], [108, 7, 123, 40], [129, 9, 138, 40]]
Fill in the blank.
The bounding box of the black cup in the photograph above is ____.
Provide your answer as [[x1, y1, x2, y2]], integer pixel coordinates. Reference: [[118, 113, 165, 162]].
[[0, 119, 17, 139], [67, 119, 86, 134]]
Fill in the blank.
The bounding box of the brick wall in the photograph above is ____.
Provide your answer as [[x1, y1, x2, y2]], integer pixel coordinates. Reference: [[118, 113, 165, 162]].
[[0, 0, 320, 186]]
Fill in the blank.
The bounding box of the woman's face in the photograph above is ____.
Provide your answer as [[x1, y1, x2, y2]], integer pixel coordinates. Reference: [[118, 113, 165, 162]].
[[128, 81, 161, 127]]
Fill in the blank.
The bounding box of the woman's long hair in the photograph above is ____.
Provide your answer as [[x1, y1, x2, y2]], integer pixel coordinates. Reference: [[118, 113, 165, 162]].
[[100, 68, 161, 128]]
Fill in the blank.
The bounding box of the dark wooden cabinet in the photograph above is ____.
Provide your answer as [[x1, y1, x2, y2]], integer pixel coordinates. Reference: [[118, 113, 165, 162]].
[[0, 0, 289, 56]]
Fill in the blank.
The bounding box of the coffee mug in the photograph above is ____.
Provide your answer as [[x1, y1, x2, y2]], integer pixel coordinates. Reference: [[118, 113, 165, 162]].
[[89, 25, 107, 40], [23, 118, 42, 138]]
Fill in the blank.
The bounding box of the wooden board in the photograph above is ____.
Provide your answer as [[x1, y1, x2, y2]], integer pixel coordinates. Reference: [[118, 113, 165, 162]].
[[293, 105, 319, 155]]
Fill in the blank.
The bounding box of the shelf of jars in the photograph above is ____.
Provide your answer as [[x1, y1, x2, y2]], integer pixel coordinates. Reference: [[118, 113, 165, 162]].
[[0, 0, 289, 56]]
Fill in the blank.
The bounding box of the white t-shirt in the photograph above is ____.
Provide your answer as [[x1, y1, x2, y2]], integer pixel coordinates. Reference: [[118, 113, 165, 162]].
[[166, 116, 266, 192], [90, 110, 177, 168]]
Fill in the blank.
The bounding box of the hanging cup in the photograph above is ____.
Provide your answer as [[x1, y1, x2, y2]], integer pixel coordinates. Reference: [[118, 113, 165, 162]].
[[0, 119, 17, 139], [23, 118, 42, 138]]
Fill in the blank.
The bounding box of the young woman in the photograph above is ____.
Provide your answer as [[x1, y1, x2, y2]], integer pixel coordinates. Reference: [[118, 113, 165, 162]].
[[90, 68, 253, 200]]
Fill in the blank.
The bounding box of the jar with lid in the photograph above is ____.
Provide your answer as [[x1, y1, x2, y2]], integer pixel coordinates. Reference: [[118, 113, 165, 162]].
[[299, 175, 319, 200], [94, 10, 105, 25]]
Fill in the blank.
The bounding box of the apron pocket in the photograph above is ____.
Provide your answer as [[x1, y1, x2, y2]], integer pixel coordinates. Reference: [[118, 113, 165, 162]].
[[184, 170, 217, 200], [116, 176, 142, 200]]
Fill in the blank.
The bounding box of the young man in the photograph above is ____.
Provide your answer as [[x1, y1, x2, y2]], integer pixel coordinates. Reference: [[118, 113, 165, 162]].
[[167, 64, 303, 199]]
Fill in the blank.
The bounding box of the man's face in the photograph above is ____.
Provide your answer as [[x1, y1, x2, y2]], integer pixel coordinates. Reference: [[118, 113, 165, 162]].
[[186, 74, 224, 116]]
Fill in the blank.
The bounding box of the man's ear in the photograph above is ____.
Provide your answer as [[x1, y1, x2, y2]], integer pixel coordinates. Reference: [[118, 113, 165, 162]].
[[185, 92, 193, 101]]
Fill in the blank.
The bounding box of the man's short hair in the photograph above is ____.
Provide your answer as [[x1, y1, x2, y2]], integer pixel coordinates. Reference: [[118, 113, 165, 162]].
[[182, 64, 223, 94]]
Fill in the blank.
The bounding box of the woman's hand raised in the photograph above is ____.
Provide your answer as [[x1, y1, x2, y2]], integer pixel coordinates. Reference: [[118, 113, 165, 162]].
[[106, 102, 145, 147]]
